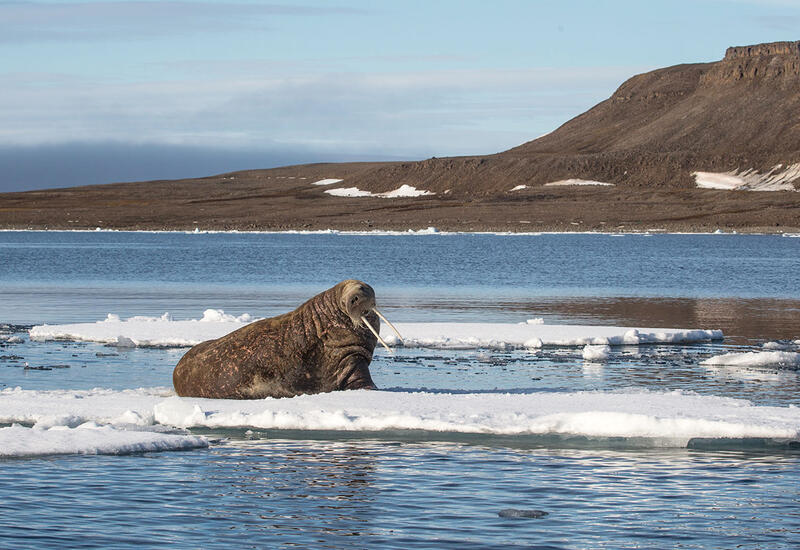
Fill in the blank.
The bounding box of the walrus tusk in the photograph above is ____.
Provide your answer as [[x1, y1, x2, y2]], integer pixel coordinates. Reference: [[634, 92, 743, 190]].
[[373, 308, 404, 343], [361, 315, 393, 354]]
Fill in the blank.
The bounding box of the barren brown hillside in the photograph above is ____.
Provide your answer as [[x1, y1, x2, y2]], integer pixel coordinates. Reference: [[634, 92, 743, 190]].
[[1, 41, 799, 233]]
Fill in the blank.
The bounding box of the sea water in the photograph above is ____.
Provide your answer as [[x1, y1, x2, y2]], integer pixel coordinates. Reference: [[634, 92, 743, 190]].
[[1, 231, 799, 549]]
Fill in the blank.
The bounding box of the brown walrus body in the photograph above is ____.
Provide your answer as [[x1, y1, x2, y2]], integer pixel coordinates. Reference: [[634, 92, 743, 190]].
[[173, 280, 379, 399]]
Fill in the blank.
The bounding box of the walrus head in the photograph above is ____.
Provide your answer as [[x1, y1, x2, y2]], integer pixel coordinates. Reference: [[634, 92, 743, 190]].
[[337, 279, 403, 353]]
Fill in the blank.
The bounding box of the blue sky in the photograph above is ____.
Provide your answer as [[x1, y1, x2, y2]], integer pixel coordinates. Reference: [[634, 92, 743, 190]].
[[2, 0, 799, 190]]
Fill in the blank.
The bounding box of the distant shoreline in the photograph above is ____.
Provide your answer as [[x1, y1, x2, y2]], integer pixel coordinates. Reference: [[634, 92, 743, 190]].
[[1, 227, 798, 237]]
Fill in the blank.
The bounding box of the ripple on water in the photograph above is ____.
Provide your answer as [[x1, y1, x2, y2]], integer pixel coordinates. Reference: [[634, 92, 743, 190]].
[[1, 441, 800, 549]]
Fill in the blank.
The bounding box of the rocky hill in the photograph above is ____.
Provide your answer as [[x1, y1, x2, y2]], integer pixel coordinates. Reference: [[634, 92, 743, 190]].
[[1, 41, 799, 233], [344, 39, 800, 195]]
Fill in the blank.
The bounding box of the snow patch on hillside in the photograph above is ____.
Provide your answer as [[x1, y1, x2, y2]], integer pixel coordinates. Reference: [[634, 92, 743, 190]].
[[693, 164, 800, 191], [325, 184, 435, 198]]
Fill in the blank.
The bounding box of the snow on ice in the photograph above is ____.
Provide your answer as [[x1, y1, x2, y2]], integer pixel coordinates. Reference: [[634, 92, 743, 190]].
[[1, 386, 798, 448], [701, 351, 800, 368], [29, 314, 723, 349], [0, 422, 207, 458], [582, 344, 611, 361]]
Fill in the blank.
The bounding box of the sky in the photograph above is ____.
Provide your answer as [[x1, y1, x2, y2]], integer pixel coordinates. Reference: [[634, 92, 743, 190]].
[[2, 0, 799, 191]]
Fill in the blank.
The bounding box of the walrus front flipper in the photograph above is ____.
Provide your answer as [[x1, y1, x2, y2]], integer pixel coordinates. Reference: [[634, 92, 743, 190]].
[[334, 351, 377, 390]]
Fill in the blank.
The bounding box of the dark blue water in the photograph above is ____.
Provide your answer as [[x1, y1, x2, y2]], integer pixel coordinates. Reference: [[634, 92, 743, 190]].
[[2, 442, 799, 550], [1, 231, 799, 549], [1, 231, 799, 324]]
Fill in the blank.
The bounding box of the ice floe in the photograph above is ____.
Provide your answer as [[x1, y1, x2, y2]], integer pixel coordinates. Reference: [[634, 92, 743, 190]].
[[324, 185, 435, 198], [0, 422, 208, 458], [28, 314, 723, 349], [583, 344, 611, 361], [693, 164, 800, 192], [544, 179, 615, 187], [701, 351, 800, 368], [763, 341, 797, 351], [385, 323, 722, 349], [310, 178, 343, 186], [510, 185, 528, 191], [1, 387, 798, 447], [29, 310, 253, 347]]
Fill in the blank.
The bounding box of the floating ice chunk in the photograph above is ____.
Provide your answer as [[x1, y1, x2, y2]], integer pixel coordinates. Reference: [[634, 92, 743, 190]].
[[523, 338, 543, 349], [114, 335, 136, 348], [30, 318, 723, 350], [30, 310, 256, 347], [311, 178, 343, 186], [763, 341, 794, 351], [0, 387, 172, 427], [526, 318, 545, 325], [0, 335, 23, 343], [583, 344, 611, 361], [544, 179, 614, 187], [510, 185, 528, 191], [0, 422, 208, 457], [152, 390, 800, 444], [701, 351, 800, 368], [3, 387, 799, 446], [383, 323, 723, 349]]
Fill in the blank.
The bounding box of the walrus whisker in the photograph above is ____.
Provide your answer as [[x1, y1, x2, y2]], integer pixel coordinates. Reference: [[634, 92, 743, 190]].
[[361, 315, 393, 354], [373, 308, 404, 343]]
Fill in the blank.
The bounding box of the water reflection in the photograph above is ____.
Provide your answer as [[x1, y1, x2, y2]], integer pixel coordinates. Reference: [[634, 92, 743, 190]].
[[200, 440, 379, 542], [1, 437, 799, 548], [390, 296, 800, 343]]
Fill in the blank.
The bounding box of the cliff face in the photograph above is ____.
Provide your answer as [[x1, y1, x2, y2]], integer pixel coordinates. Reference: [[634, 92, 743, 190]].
[[724, 41, 800, 59], [704, 40, 800, 85]]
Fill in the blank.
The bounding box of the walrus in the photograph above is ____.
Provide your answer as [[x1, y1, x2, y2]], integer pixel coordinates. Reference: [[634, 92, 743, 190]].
[[172, 280, 402, 399]]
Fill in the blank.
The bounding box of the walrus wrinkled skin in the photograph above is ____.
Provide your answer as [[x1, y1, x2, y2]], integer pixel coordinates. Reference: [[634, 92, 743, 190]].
[[173, 280, 379, 399]]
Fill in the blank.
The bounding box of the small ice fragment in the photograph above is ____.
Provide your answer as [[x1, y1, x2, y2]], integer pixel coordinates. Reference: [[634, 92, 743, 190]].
[[114, 336, 136, 348], [763, 341, 792, 350], [526, 318, 544, 325], [623, 329, 641, 345], [583, 344, 611, 361], [701, 351, 800, 368], [524, 338, 543, 349]]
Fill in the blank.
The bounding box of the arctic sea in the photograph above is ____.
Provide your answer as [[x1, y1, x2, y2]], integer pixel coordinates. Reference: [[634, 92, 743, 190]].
[[1, 231, 799, 549]]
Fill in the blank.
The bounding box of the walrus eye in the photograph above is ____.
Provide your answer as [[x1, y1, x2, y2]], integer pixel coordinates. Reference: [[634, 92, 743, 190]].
[[350, 296, 359, 305]]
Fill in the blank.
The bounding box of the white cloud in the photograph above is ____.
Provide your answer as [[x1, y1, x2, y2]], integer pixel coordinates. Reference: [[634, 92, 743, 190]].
[[0, 65, 638, 155], [0, 1, 363, 42]]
